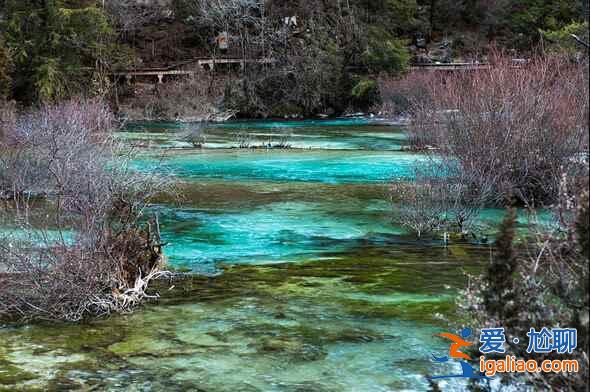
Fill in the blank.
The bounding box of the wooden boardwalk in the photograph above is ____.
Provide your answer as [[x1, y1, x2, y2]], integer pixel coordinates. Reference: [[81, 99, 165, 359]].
[[114, 57, 275, 83], [410, 63, 491, 71], [114, 59, 525, 84], [410, 59, 526, 72]]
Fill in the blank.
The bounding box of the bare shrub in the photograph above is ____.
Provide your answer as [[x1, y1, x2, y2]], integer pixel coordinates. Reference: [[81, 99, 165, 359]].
[[0, 100, 16, 144], [234, 130, 253, 148], [105, 0, 172, 36], [391, 163, 487, 238], [377, 71, 438, 117], [0, 98, 170, 322], [180, 122, 209, 148], [118, 73, 225, 122], [410, 54, 589, 206], [231, 128, 292, 149], [272, 130, 292, 149], [390, 179, 445, 238]]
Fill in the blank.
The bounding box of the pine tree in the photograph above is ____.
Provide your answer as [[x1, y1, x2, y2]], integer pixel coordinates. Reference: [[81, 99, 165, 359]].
[[0, 37, 11, 99], [483, 208, 518, 324]]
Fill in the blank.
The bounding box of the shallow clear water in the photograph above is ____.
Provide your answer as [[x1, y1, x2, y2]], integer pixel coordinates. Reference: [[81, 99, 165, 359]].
[[1, 247, 489, 391], [121, 120, 409, 151], [1, 120, 531, 391], [134, 150, 425, 183]]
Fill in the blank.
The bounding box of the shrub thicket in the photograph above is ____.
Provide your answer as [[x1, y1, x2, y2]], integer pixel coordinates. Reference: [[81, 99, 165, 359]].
[[0, 98, 170, 322], [410, 54, 589, 207]]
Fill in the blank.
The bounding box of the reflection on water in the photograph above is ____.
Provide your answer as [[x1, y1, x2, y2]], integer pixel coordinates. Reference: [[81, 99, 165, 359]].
[[1, 120, 514, 391]]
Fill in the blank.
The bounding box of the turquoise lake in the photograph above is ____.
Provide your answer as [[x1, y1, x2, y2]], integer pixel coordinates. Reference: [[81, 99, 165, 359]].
[[1, 119, 536, 391]]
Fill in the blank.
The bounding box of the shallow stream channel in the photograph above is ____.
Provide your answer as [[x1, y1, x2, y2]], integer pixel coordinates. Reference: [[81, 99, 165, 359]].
[[1, 119, 537, 391]]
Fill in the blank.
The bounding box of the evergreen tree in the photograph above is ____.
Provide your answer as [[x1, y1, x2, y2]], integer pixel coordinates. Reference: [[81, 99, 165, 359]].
[[1, 0, 131, 102], [483, 208, 518, 324], [0, 36, 11, 99]]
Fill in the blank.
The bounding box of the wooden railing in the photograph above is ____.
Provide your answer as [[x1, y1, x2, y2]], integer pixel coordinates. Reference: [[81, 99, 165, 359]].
[[410, 59, 527, 72], [113, 57, 275, 83]]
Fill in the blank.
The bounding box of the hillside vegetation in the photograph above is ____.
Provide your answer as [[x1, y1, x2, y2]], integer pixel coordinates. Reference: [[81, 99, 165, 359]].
[[1, 0, 588, 118]]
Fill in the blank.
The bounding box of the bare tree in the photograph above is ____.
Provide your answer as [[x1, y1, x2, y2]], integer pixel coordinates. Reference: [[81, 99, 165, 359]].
[[390, 181, 444, 238], [410, 54, 589, 207], [185, 0, 266, 61], [104, 0, 172, 37], [180, 122, 209, 147], [0, 98, 172, 322], [391, 163, 487, 238], [0, 99, 16, 151], [390, 166, 446, 238]]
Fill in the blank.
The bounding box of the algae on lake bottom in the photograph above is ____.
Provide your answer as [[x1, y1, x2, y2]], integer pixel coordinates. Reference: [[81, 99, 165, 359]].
[[0, 120, 507, 391], [1, 246, 488, 391]]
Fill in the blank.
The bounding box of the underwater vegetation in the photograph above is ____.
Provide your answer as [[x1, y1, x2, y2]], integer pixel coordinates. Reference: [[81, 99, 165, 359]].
[[0, 120, 515, 391]]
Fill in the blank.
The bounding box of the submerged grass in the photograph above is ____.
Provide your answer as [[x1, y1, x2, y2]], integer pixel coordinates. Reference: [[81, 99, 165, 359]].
[[0, 121, 493, 391], [0, 248, 486, 390]]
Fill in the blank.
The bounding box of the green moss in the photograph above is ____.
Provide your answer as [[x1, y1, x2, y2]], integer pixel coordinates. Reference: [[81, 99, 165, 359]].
[[0, 242, 487, 390], [256, 337, 326, 362], [108, 333, 195, 358], [167, 265, 194, 273], [153, 246, 486, 330], [16, 321, 128, 353], [339, 298, 454, 325], [0, 359, 37, 386], [45, 377, 84, 391]]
